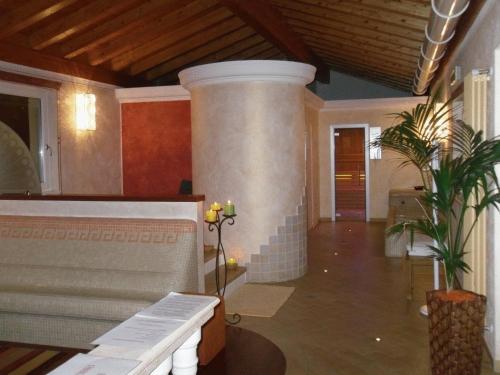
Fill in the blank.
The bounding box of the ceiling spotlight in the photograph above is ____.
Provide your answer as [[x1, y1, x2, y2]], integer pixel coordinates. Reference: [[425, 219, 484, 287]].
[[375, 337, 381, 342], [324, 269, 328, 273]]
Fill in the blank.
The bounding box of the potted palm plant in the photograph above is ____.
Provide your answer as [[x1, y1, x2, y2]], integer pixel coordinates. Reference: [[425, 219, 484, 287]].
[[374, 96, 500, 374]]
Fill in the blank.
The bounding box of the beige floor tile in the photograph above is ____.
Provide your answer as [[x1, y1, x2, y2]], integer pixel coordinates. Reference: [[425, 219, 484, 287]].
[[234, 222, 496, 374]]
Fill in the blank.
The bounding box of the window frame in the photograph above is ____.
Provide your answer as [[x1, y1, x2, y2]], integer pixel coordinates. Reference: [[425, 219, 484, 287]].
[[0, 80, 59, 194]]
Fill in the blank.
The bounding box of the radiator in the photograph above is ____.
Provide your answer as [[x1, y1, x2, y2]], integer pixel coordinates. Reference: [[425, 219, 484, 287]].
[[462, 71, 489, 295]]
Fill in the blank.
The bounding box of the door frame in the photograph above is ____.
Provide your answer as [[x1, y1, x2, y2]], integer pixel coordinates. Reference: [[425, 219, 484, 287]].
[[329, 124, 370, 222]]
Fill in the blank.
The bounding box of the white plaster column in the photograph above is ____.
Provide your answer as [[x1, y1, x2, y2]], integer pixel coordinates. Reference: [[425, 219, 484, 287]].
[[180, 61, 315, 282]]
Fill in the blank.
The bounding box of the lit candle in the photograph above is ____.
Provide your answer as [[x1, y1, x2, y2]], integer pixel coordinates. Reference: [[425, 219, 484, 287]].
[[223, 200, 235, 216], [210, 201, 221, 211], [205, 209, 217, 222], [227, 257, 238, 269]]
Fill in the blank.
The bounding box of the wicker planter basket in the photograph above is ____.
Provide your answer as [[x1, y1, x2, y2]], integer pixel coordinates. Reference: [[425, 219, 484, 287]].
[[426, 290, 487, 375]]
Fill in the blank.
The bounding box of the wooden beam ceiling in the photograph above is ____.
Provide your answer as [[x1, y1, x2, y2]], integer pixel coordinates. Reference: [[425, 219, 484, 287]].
[[129, 14, 244, 75], [0, 0, 78, 40], [86, 0, 220, 67], [0, 41, 140, 86], [277, 7, 424, 43], [30, 0, 142, 50], [110, 6, 231, 72], [145, 25, 256, 80], [0, 0, 434, 90], [57, 0, 190, 60], [218, 0, 330, 82], [154, 36, 277, 85], [273, 0, 428, 32]]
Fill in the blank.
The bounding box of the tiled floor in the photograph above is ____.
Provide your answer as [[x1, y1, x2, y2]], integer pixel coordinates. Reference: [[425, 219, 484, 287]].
[[236, 221, 495, 375]]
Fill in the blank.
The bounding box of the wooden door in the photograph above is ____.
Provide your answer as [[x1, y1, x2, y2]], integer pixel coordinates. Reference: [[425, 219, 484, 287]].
[[334, 128, 366, 221]]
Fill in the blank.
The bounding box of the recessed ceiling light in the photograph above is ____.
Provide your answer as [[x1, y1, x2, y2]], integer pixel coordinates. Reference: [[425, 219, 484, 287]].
[[334, 252, 339, 256], [375, 337, 381, 342], [324, 269, 328, 273]]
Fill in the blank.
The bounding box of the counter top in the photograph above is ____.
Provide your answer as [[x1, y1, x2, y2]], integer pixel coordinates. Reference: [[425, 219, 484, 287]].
[[0, 194, 205, 202]]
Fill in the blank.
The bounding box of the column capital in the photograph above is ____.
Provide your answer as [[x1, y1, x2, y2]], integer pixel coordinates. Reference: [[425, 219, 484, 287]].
[[179, 60, 316, 90]]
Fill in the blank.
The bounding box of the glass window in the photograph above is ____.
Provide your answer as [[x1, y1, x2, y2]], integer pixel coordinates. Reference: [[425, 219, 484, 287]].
[[0, 81, 59, 194]]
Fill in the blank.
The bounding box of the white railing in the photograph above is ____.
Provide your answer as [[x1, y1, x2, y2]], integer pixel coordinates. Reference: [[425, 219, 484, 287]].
[[49, 293, 220, 375]]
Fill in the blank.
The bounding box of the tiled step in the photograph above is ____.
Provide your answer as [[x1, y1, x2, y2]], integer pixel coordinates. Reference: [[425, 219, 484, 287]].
[[205, 265, 246, 297]]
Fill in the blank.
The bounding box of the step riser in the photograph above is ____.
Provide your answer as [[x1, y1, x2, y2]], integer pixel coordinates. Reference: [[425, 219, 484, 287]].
[[222, 272, 246, 298], [204, 254, 225, 275]]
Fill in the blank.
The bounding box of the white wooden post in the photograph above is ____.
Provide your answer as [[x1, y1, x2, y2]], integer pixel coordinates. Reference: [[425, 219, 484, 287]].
[[151, 355, 173, 375], [172, 329, 202, 375]]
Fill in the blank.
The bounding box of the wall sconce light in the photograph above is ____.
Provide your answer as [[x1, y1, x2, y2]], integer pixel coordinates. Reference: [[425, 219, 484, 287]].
[[75, 93, 96, 131]]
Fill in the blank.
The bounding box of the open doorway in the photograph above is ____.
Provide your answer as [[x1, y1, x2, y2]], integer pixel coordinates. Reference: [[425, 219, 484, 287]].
[[330, 124, 370, 222]]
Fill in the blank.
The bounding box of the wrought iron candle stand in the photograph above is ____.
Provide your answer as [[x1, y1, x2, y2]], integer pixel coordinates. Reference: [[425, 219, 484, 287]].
[[205, 209, 241, 324]]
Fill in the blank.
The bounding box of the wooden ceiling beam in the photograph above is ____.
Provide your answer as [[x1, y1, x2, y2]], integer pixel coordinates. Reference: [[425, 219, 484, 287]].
[[252, 48, 282, 60], [319, 51, 414, 79], [342, 0, 431, 19], [0, 41, 141, 86], [325, 61, 412, 90], [218, 0, 330, 82], [30, 0, 142, 50], [86, 0, 221, 67], [110, 7, 231, 72], [154, 36, 272, 84], [0, 69, 62, 90], [109, 8, 230, 70], [0, 0, 78, 40], [145, 26, 257, 80], [286, 17, 422, 50], [274, 3, 424, 41], [58, 0, 191, 60], [292, 24, 419, 60], [225, 41, 275, 60], [143, 32, 264, 80], [313, 45, 415, 76], [273, 0, 427, 32], [301, 35, 418, 65], [128, 16, 245, 75], [308, 46, 416, 77], [278, 7, 424, 44]]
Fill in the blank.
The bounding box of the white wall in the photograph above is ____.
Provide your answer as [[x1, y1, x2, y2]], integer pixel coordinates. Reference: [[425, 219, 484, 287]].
[[317, 97, 426, 220], [433, 0, 500, 367]]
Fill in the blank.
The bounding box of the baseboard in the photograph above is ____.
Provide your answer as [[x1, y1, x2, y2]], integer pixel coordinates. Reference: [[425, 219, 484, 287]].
[[493, 359, 500, 373], [318, 217, 386, 223], [369, 218, 386, 222], [483, 337, 496, 372]]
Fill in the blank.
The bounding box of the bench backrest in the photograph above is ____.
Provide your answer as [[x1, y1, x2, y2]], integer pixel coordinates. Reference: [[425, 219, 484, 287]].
[[0, 215, 198, 301]]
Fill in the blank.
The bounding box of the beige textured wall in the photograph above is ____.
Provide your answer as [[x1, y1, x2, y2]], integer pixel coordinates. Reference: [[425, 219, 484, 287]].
[[305, 103, 320, 228], [191, 81, 306, 262], [318, 106, 422, 220], [58, 82, 122, 194], [432, 0, 500, 364]]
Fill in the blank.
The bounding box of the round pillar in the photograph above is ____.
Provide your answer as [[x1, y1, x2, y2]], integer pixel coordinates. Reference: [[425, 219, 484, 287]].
[[180, 61, 315, 282]]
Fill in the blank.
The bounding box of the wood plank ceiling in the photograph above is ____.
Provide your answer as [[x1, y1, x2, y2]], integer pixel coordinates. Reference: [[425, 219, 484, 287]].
[[0, 0, 431, 90]]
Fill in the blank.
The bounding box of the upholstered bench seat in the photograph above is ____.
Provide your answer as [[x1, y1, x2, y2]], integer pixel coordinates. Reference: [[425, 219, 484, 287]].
[[0, 291, 152, 321], [0, 215, 199, 349]]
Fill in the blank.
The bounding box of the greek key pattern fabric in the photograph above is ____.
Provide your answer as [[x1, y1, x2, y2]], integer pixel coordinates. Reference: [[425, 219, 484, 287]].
[[0, 216, 196, 244]]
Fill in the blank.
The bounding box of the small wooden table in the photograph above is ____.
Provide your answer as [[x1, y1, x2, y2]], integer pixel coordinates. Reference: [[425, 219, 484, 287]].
[[199, 326, 286, 375]]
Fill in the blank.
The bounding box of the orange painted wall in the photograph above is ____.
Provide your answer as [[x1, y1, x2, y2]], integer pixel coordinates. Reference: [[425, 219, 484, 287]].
[[121, 100, 191, 196]]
